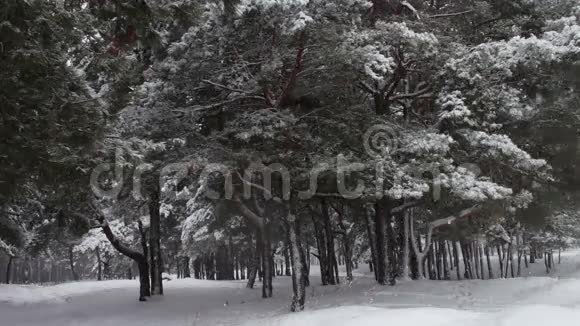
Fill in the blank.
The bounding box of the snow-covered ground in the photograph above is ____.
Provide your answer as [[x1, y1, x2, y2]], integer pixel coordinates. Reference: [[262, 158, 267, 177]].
[[2, 250, 580, 326]]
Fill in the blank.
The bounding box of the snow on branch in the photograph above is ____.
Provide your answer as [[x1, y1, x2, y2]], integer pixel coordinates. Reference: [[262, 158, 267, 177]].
[[401, 1, 420, 21]]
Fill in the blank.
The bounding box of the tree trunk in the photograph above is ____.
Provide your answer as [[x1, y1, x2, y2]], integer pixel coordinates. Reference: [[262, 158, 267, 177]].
[[321, 199, 337, 285], [364, 206, 379, 281], [148, 187, 163, 296], [473, 242, 480, 279], [261, 230, 273, 298], [485, 245, 493, 279], [461, 241, 472, 279], [401, 211, 411, 280], [5, 256, 14, 284], [453, 240, 461, 280], [478, 243, 485, 280], [436, 243, 442, 280], [184, 256, 191, 278], [312, 215, 329, 285], [385, 201, 397, 285], [96, 247, 103, 281], [497, 245, 504, 278], [300, 243, 310, 287], [509, 243, 515, 278], [337, 210, 353, 281], [374, 202, 387, 285], [247, 234, 260, 289], [441, 240, 450, 280], [137, 260, 150, 301], [286, 212, 306, 312], [284, 245, 292, 276], [68, 246, 79, 281], [98, 215, 150, 301]]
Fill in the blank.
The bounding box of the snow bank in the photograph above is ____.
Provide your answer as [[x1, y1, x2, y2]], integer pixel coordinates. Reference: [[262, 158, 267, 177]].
[[250, 304, 580, 326], [0, 278, 245, 306], [251, 306, 479, 326], [0, 280, 138, 305]]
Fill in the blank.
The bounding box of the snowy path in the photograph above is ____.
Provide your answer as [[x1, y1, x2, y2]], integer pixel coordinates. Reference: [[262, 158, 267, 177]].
[[2, 250, 580, 325]]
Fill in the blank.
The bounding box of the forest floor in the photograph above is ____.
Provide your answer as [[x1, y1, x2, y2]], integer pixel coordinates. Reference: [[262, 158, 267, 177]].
[[2, 250, 580, 326]]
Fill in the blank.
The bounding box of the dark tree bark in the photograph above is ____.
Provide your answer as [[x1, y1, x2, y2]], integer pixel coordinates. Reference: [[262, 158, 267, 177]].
[[312, 214, 329, 285], [184, 256, 191, 278], [485, 245, 493, 279], [235, 254, 240, 280], [321, 199, 337, 285], [337, 211, 353, 281], [478, 243, 485, 280], [364, 206, 379, 281], [374, 202, 387, 285], [68, 246, 79, 281], [508, 243, 515, 278], [441, 240, 450, 280], [453, 241, 461, 280], [427, 244, 435, 279], [472, 242, 480, 279], [300, 244, 310, 287], [284, 245, 292, 276], [96, 247, 103, 281], [247, 235, 259, 289], [517, 250, 522, 277], [385, 202, 397, 285], [285, 212, 306, 312], [435, 241, 442, 280], [98, 215, 150, 301], [261, 231, 273, 297], [5, 256, 14, 284], [148, 186, 164, 295], [447, 241, 454, 271], [461, 241, 472, 279]]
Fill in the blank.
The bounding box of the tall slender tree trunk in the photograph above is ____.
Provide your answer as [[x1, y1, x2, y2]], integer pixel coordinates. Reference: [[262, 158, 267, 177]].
[[435, 241, 442, 280], [497, 245, 504, 278], [312, 215, 329, 285], [509, 243, 515, 278], [286, 212, 306, 312], [184, 256, 191, 278], [247, 233, 260, 289], [478, 243, 485, 280], [68, 246, 79, 281], [441, 240, 450, 280], [148, 187, 163, 296], [461, 241, 472, 279], [364, 206, 379, 281], [385, 201, 397, 285], [374, 202, 387, 284], [452, 241, 461, 280], [486, 245, 493, 279], [337, 210, 353, 281], [447, 241, 454, 271], [401, 211, 411, 280], [321, 199, 337, 285], [5, 256, 14, 284], [261, 230, 273, 298], [473, 242, 480, 279], [96, 247, 103, 281], [284, 245, 292, 276]]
